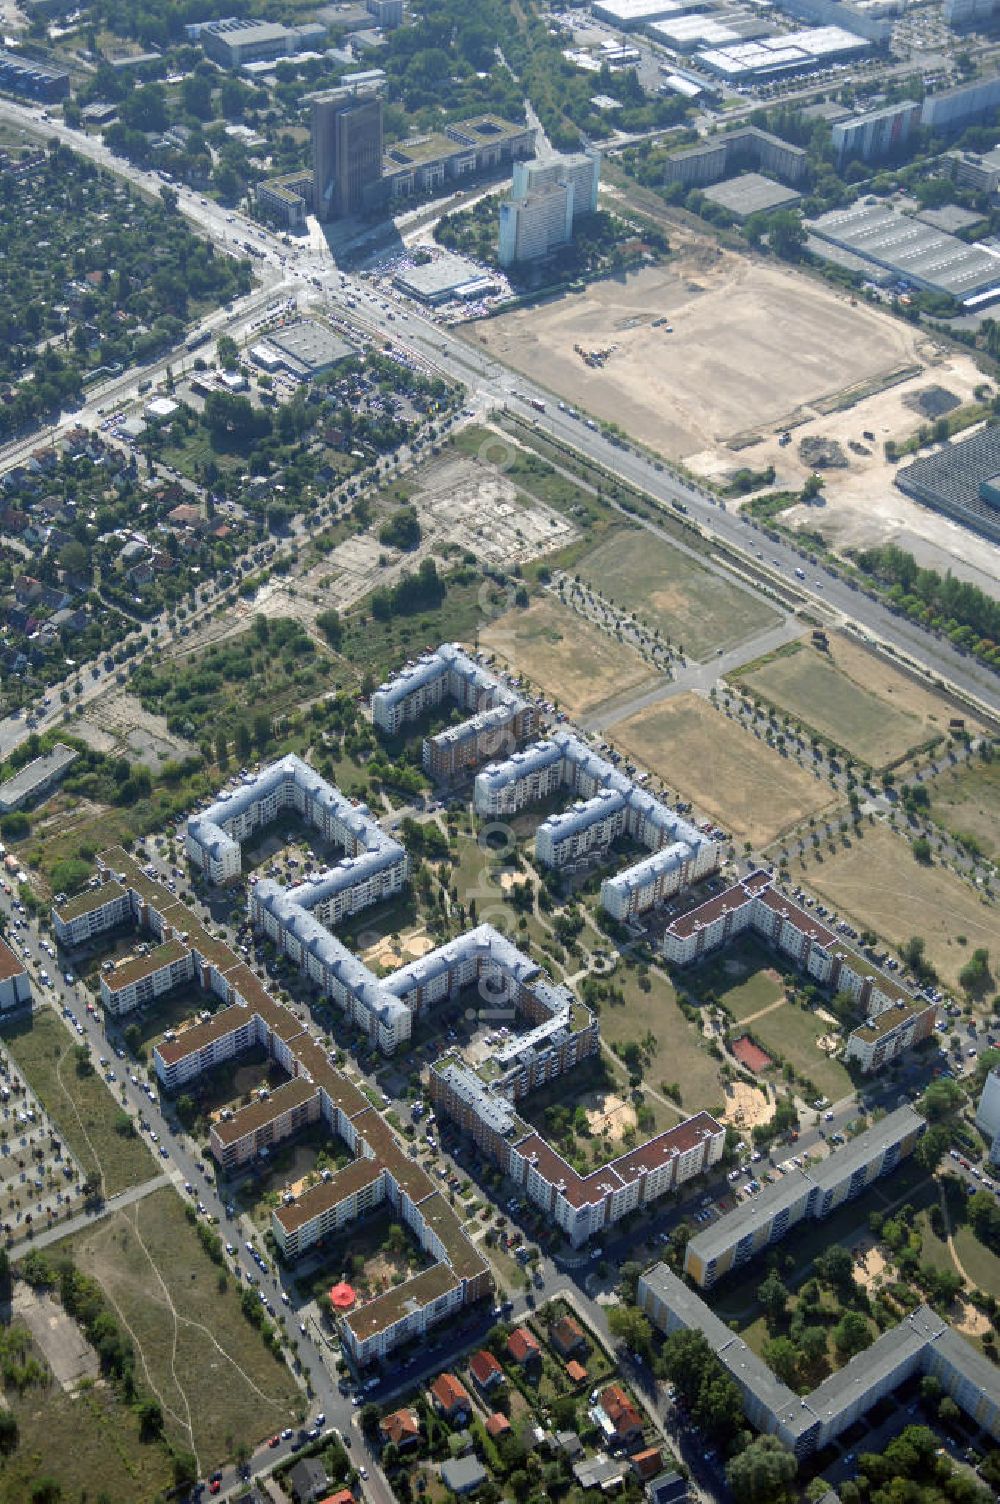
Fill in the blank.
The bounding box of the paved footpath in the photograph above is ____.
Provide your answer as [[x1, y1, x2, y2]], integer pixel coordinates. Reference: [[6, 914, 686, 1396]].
[[7, 1173, 170, 1258]]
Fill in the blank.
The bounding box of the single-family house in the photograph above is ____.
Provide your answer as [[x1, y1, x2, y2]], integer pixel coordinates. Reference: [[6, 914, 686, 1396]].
[[430, 1372, 471, 1424], [380, 1406, 421, 1450], [468, 1348, 504, 1396], [507, 1326, 542, 1373], [550, 1314, 587, 1360]]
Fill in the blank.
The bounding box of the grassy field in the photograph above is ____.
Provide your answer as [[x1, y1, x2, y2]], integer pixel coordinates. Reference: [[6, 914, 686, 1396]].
[[928, 756, 1000, 860], [613, 693, 835, 847], [749, 1002, 853, 1103], [574, 528, 779, 662], [448, 831, 563, 974], [3, 1007, 157, 1196], [64, 1188, 301, 1469], [478, 597, 657, 717], [692, 937, 787, 1021], [0, 1350, 173, 1504], [596, 965, 725, 1115], [807, 823, 997, 992], [730, 635, 958, 768]]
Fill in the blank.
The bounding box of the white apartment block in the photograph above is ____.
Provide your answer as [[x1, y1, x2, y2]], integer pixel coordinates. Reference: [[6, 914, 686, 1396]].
[[186, 754, 405, 888], [977, 1067, 1000, 1166], [371, 644, 534, 778], [498, 183, 573, 266], [67, 845, 493, 1369], [511, 150, 601, 217], [475, 731, 718, 917], [52, 879, 132, 947]]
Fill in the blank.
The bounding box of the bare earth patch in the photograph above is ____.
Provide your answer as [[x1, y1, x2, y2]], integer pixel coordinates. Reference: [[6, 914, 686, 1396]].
[[478, 596, 657, 717], [12, 1284, 98, 1391], [582, 1091, 637, 1139], [613, 693, 835, 847], [471, 257, 922, 459], [720, 1080, 773, 1133]]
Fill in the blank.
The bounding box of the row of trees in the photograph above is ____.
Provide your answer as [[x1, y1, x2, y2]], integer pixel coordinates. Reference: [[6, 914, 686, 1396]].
[[852, 543, 1000, 670]]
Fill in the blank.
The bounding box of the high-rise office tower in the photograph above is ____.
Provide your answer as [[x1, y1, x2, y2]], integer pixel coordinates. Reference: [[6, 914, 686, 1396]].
[[312, 88, 384, 219]]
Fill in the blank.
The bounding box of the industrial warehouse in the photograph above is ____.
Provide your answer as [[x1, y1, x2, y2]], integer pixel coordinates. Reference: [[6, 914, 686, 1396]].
[[894, 421, 1000, 544], [808, 200, 1000, 306]]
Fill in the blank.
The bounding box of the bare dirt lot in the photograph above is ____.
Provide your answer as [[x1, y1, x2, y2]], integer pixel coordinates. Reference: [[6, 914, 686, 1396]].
[[12, 1283, 98, 1391], [719, 352, 1000, 601], [472, 257, 922, 459], [731, 633, 975, 768], [807, 822, 997, 991], [613, 692, 835, 847], [478, 596, 657, 716]]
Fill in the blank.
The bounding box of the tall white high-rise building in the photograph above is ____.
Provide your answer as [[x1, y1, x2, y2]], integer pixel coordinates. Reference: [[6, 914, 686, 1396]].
[[498, 149, 601, 268]]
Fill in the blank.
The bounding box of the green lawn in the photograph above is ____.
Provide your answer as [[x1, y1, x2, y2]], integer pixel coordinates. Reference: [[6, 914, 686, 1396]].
[[732, 640, 928, 768], [688, 937, 787, 1022], [63, 1187, 302, 1467], [596, 964, 725, 1116], [3, 1007, 157, 1196], [749, 1002, 853, 1103], [575, 526, 779, 661], [712, 1159, 934, 1323]]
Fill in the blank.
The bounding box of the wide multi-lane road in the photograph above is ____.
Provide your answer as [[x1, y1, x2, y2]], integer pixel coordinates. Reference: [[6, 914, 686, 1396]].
[[2, 97, 999, 736]]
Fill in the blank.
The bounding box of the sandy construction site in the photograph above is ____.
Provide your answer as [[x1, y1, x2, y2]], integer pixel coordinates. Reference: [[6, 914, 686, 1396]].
[[711, 350, 1000, 599], [472, 253, 923, 459]]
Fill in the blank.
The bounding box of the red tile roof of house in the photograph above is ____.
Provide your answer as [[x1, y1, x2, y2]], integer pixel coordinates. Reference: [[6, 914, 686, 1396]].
[[551, 1314, 586, 1352], [319, 1491, 355, 1504], [565, 1359, 588, 1383], [600, 1383, 644, 1438], [380, 1407, 420, 1446], [631, 1446, 662, 1480], [507, 1326, 542, 1364], [486, 1412, 512, 1438], [430, 1373, 470, 1413], [469, 1349, 504, 1387]]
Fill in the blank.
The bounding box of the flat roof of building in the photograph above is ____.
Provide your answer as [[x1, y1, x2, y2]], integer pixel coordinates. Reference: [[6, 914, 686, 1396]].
[[54, 879, 128, 924], [895, 417, 1000, 537], [105, 936, 189, 992], [384, 131, 461, 168], [273, 1156, 386, 1234], [393, 252, 494, 300], [211, 1077, 318, 1146], [416, 1191, 490, 1283], [155, 1004, 255, 1067], [686, 1106, 924, 1265], [259, 319, 354, 374], [0, 743, 77, 808], [341, 1261, 461, 1342], [809, 200, 1000, 303], [0, 937, 25, 983], [702, 172, 802, 219]]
